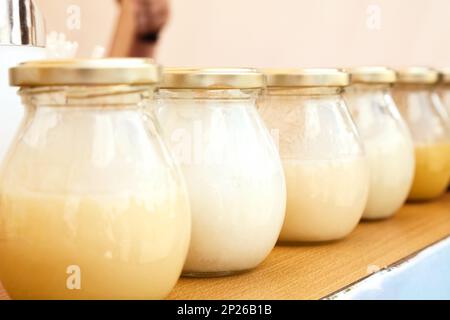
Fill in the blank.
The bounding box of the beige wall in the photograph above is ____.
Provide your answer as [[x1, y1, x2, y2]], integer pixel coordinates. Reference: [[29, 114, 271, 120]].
[[36, 0, 118, 57], [36, 0, 450, 68]]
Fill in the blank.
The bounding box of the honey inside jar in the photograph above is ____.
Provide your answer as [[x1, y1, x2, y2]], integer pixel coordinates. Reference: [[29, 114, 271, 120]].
[[0, 191, 189, 300], [155, 68, 286, 276], [393, 67, 450, 201], [0, 59, 191, 300], [408, 143, 450, 200], [281, 157, 369, 242], [344, 67, 415, 220], [258, 69, 370, 242]]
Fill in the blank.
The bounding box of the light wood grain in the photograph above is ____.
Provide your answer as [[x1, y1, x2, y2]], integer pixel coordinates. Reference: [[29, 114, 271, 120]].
[[168, 194, 450, 300], [1, 194, 449, 300], [0, 285, 7, 300]]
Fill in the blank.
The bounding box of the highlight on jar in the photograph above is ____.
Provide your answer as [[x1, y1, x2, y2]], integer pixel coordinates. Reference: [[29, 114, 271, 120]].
[[437, 68, 450, 128], [0, 59, 191, 300], [344, 67, 415, 220], [154, 68, 287, 277], [392, 67, 450, 201], [437, 69, 450, 192], [258, 68, 370, 243]]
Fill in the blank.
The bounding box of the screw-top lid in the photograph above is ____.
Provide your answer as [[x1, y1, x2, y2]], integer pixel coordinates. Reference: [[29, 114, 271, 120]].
[[160, 68, 265, 89], [264, 68, 350, 87], [439, 68, 450, 84], [396, 67, 439, 85], [9, 59, 161, 87], [348, 66, 396, 84]]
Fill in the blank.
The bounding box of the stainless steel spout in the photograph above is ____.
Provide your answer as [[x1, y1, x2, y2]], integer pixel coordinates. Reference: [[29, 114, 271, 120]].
[[0, 0, 45, 47]]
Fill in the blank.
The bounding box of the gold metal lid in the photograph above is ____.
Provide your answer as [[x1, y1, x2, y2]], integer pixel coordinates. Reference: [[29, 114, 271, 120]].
[[9, 58, 160, 87], [396, 67, 439, 85], [348, 66, 396, 84], [264, 68, 349, 87], [160, 68, 265, 89], [439, 68, 450, 84]]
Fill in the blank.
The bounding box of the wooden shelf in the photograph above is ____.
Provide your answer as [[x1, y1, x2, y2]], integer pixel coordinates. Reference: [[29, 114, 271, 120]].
[[169, 193, 450, 300], [1, 194, 449, 300]]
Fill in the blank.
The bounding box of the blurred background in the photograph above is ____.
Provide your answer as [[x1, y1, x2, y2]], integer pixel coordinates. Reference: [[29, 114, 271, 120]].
[[35, 0, 450, 68]]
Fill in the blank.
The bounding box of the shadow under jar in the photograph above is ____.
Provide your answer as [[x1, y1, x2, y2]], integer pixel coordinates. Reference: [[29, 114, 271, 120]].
[[344, 67, 415, 220], [155, 68, 286, 277], [0, 59, 191, 300], [393, 67, 450, 201], [258, 68, 369, 243]]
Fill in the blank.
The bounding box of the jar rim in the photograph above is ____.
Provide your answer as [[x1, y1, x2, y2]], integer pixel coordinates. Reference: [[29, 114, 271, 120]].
[[9, 58, 160, 87], [396, 67, 439, 85], [347, 66, 396, 84], [160, 67, 265, 89], [263, 68, 349, 88]]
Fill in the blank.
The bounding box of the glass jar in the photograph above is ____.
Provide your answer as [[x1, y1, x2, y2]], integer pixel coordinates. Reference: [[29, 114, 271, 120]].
[[393, 67, 450, 201], [344, 67, 415, 220], [155, 68, 286, 277], [258, 69, 369, 242], [0, 59, 191, 299], [438, 68, 450, 120], [438, 70, 450, 191]]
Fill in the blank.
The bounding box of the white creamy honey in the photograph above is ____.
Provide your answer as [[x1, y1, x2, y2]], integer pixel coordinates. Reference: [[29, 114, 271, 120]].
[[156, 68, 286, 276], [345, 67, 415, 219], [259, 68, 369, 242], [280, 157, 369, 242]]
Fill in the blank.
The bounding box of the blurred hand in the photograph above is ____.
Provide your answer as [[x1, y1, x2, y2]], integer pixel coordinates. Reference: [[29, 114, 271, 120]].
[[123, 0, 170, 36], [112, 0, 169, 57]]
